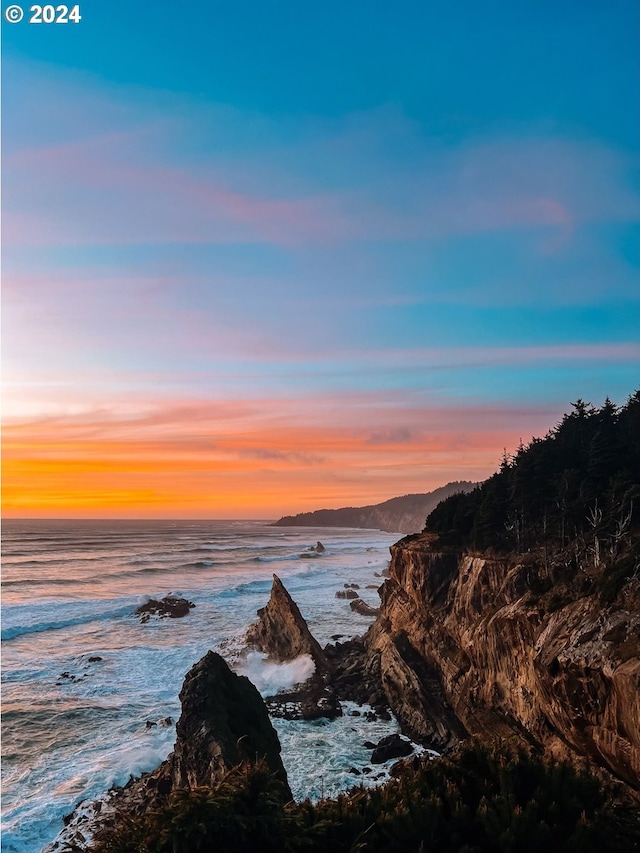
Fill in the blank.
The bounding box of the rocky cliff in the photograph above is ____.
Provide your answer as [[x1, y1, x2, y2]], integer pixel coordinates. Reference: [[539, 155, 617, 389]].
[[273, 482, 476, 534], [365, 533, 640, 788]]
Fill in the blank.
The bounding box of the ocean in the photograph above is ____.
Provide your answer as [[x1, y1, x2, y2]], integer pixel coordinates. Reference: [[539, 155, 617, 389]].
[[1, 519, 409, 853]]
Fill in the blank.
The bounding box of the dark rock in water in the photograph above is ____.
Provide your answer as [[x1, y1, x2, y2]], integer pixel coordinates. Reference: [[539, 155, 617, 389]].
[[135, 596, 195, 622], [344, 583, 360, 589], [361, 766, 372, 774], [246, 574, 329, 672], [350, 599, 380, 616], [300, 690, 342, 720], [363, 740, 377, 749], [336, 589, 359, 599], [323, 637, 387, 710], [315, 541, 325, 553], [145, 716, 174, 730], [87, 656, 103, 663], [370, 733, 414, 764], [44, 651, 290, 851], [348, 767, 361, 775], [167, 651, 290, 795]]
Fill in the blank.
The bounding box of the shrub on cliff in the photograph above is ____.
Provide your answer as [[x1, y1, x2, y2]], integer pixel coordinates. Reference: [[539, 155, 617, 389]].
[[88, 743, 639, 853]]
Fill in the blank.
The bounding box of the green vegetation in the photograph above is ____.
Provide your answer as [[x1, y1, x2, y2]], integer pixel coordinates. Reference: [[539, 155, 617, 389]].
[[83, 743, 639, 852], [424, 392, 640, 602]]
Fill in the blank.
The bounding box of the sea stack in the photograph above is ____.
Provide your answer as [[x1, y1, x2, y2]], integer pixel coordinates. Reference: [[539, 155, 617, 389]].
[[246, 574, 330, 673]]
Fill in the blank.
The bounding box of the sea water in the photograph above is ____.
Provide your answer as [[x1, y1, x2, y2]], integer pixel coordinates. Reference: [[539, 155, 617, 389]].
[[1, 519, 408, 853]]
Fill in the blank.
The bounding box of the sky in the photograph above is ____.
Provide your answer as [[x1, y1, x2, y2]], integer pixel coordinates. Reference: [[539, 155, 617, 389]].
[[2, 0, 639, 518]]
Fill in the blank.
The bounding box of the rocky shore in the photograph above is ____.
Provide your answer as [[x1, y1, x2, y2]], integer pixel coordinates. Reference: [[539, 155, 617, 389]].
[[47, 534, 639, 848]]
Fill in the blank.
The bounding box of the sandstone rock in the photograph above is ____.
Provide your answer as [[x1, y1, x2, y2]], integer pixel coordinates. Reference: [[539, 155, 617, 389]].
[[350, 599, 380, 617], [246, 575, 329, 672], [365, 533, 640, 788], [134, 596, 194, 622]]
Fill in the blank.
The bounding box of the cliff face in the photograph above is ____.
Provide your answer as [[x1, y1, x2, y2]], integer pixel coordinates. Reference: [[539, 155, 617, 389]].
[[367, 534, 640, 788]]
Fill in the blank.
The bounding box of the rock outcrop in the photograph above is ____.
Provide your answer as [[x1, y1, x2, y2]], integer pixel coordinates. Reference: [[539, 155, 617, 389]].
[[336, 589, 359, 599], [365, 533, 640, 788], [350, 599, 380, 617], [246, 574, 329, 672], [135, 595, 194, 621], [45, 652, 290, 851], [166, 651, 290, 793]]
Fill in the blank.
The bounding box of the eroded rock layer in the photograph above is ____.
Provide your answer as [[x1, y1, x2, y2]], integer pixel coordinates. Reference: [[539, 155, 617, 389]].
[[246, 574, 330, 672], [366, 533, 640, 788]]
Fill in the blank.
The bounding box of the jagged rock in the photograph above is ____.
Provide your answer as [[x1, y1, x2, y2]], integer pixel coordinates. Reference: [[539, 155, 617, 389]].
[[350, 599, 380, 616], [365, 534, 640, 787], [323, 637, 385, 708], [135, 596, 194, 622], [43, 651, 290, 851], [344, 583, 360, 589], [315, 541, 325, 553], [246, 575, 329, 672], [336, 589, 359, 599], [167, 651, 290, 793], [370, 734, 414, 764]]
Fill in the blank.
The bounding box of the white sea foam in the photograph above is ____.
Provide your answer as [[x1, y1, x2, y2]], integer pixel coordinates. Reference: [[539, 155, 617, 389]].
[[1, 520, 401, 853], [238, 652, 316, 696]]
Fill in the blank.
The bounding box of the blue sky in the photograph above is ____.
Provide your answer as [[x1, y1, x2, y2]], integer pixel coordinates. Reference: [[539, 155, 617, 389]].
[[3, 0, 639, 516]]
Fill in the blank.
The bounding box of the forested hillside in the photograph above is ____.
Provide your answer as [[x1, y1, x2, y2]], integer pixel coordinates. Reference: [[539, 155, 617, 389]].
[[425, 392, 640, 601]]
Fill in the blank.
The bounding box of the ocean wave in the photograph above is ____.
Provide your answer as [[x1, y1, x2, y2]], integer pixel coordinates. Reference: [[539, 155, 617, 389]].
[[1, 604, 134, 642], [217, 579, 272, 597], [254, 553, 305, 563]]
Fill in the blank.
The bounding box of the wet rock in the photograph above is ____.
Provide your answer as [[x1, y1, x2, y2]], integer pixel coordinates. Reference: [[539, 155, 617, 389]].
[[167, 651, 290, 794], [135, 596, 195, 622], [246, 575, 330, 673], [370, 733, 414, 764], [300, 691, 342, 720], [350, 599, 380, 616], [344, 583, 360, 589], [44, 651, 291, 851], [336, 589, 359, 599], [349, 767, 361, 775], [87, 656, 103, 663]]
